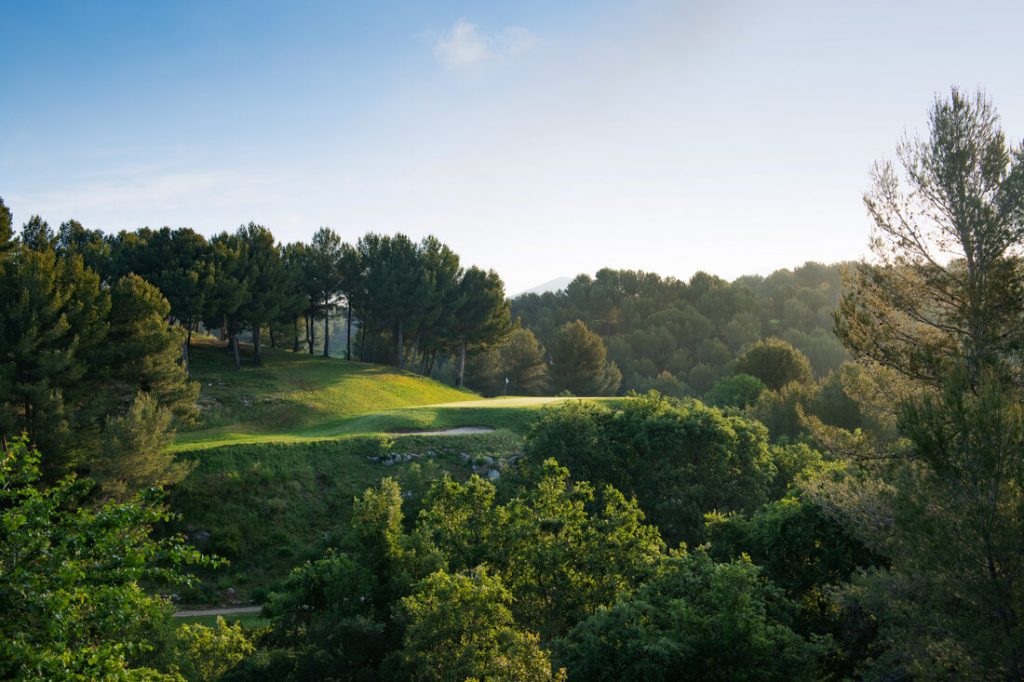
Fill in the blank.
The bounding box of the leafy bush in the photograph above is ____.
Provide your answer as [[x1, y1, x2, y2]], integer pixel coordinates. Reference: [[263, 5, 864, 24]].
[[525, 393, 777, 545]]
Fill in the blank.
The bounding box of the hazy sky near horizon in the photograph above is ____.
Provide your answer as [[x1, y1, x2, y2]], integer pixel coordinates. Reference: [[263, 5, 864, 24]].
[[3, 1, 1023, 294]]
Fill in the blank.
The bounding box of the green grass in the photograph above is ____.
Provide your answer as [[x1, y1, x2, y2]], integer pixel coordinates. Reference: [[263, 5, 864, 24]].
[[179, 338, 480, 449], [177, 340, 594, 451]]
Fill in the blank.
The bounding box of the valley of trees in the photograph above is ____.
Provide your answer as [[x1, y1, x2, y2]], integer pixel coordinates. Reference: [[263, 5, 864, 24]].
[[3, 87, 1024, 680]]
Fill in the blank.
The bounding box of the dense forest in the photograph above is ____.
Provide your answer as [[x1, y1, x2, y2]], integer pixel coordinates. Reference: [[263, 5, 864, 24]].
[[465, 262, 850, 398], [4, 88, 1024, 681], [511, 262, 849, 390]]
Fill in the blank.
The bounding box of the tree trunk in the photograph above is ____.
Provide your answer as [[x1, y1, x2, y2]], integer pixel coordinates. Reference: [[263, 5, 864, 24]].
[[293, 315, 300, 353], [253, 324, 262, 366], [457, 339, 467, 387], [409, 333, 421, 373], [346, 304, 353, 360], [232, 332, 241, 370], [183, 325, 192, 376], [395, 320, 405, 369], [269, 321, 276, 349], [323, 301, 330, 358], [360, 318, 368, 362], [307, 313, 315, 355]]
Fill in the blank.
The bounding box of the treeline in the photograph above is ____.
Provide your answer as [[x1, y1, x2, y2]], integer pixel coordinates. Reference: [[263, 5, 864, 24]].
[[506, 263, 850, 396], [8, 214, 510, 385]]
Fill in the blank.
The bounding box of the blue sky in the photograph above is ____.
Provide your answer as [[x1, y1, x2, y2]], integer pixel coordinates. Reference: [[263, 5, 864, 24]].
[[2, 0, 1023, 293]]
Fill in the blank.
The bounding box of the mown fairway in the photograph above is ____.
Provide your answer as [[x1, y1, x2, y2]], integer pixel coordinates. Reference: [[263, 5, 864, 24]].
[[177, 339, 584, 451]]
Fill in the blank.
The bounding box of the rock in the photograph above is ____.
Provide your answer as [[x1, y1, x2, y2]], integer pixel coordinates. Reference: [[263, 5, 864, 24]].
[[486, 469, 501, 482], [191, 530, 211, 546], [383, 459, 394, 466], [481, 455, 494, 465]]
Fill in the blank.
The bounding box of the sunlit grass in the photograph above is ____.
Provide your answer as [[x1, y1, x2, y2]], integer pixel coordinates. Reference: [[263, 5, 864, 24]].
[[176, 340, 612, 451]]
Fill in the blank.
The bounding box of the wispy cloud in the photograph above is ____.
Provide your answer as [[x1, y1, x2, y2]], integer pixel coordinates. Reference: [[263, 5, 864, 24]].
[[434, 19, 536, 70], [9, 165, 294, 233]]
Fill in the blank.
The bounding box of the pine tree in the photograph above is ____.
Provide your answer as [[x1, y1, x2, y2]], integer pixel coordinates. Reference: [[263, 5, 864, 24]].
[[0, 197, 15, 254], [207, 232, 251, 370], [450, 267, 510, 387], [307, 227, 344, 358], [836, 88, 1024, 390], [236, 223, 286, 366], [549, 320, 621, 396]]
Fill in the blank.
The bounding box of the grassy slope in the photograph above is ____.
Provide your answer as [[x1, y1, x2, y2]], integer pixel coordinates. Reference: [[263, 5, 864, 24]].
[[171, 340, 589, 602], [177, 339, 482, 450]]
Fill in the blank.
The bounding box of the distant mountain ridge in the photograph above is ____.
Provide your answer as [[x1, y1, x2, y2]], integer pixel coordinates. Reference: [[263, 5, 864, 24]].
[[516, 276, 572, 297]]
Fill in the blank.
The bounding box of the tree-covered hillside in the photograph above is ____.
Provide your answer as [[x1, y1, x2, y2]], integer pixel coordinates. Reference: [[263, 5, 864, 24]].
[[507, 262, 850, 396]]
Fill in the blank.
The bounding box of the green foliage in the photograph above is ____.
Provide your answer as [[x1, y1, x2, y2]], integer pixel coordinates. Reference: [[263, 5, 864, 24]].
[[95, 391, 190, 499], [105, 274, 199, 422], [173, 617, 255, 681], [844, 370, 1024, 678], [488, 461, 666, 637], [0, 437, 214, 680], [0, 246, 106, 465], [249, 461, 667, 679], [103, 226, 214, 371], [396, 568, 565, 681], [836, 88, 1024, 390], [19, 215, 57, 251], [637, 369, 689, 398], [513, 264, 848, 395], [548, 320, 621, 396], [704, 372, 766, 408], [450, 265, 512, 387], [467, 326, 550, 396], [706, 493, 878, 599], [735, 337, 813, 391], [0, 245, 195, 488], [0, 196, 12, 253], [169, 431, 522, 601], [525, 393, 776, 545], [706, 489, 884, 679], [554, 552, 825, 681], [822, 91, 1024, 678], [748, 380, 818, 443], [235, 223, 290, 366]]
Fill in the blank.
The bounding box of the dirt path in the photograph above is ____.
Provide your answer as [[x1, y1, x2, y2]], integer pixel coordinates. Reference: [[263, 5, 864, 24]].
[[391, 426, 495, 436], [173, 605, 262, 618]]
